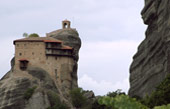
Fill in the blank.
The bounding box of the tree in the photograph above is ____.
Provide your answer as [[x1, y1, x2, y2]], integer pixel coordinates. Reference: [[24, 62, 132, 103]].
[[23, 33, 28, 37], [29, 33, 39, 37], [98, 95, 148, 109], [70, 88, 87, 108], [142, 74, 170, 108], [107, 89, 125, 98]]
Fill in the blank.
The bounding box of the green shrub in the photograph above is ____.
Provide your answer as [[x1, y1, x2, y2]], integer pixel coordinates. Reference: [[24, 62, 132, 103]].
[[92, 99, 107, 109], [98, 95, 148, 109], [47, 91, 68, 109], [131, 95, 142, 101], [107, 89, 125, 98], [70, 88, 87, 108], [24, 86, 37, 100], [29, 33, 39, 37], [142, 74, 170, 108], [23, 33, 28, 37], [154, 104, 170, 109]]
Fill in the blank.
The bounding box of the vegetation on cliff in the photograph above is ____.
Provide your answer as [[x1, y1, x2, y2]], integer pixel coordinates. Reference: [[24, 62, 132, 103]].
[[24, 86, 37, 100], [98, 95, 148, 109], [141, 74, 170, 108], [29, 33, 39, 37], [95, 74, 170, 109], [23, 33, 39, 37], [47, 91, 68, 109], [70, 88, 88, 108], [71, 75, 170, 109], [98, 94, 170, 109]]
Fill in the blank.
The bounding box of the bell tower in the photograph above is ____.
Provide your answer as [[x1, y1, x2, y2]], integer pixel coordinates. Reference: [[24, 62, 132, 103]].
[[62, 20, 71, 29]]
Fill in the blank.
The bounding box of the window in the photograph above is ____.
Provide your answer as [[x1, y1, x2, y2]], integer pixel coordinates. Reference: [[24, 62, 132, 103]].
[[19, 53, 22, 56], [32, 52, 34, 55], [55, 57, 57, 60], [19, 60, 29, 70], [55, 69, 58, 78], [62, 20, 70, 29], [64, 23, 67, 28]]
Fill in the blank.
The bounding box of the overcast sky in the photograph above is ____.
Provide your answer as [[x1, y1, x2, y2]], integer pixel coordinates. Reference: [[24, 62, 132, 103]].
[[0, 0, 147, 95]]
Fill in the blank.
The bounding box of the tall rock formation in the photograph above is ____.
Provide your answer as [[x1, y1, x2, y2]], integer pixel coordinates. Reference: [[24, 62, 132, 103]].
[[129, 0, 170, 97], [0, 20, 81, 109]]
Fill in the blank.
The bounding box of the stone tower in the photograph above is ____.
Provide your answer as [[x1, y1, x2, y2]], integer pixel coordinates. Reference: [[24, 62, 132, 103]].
[[62, 20, 71, 29]]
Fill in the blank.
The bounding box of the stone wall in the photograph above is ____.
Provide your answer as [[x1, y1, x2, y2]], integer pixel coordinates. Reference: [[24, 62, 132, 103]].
[[14, 41, 46, 72], [14, 40, 75, 93]]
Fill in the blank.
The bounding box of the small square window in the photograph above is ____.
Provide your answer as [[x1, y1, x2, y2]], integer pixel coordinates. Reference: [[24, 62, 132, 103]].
[[19, 60, 29, 70]]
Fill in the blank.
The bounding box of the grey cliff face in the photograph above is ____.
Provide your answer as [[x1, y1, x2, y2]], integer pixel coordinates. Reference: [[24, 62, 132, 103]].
[[129, 0, 170, 97], [0, 66, 73, 109]]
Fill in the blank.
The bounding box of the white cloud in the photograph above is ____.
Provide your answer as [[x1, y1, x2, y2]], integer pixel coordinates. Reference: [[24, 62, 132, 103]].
[[78, 74, 129, 96], [77, 40, 140, 95], [78, 40, 140, 83]]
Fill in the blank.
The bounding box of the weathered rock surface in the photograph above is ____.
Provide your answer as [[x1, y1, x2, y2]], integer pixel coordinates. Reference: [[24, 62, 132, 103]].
[[83, 91, 95, 99], [129, 0, 170, 97], [0, 66, 73, 109]]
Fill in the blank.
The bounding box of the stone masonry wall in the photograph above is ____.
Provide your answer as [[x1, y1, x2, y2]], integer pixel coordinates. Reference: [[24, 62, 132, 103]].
[[14, 41, 75, 93]]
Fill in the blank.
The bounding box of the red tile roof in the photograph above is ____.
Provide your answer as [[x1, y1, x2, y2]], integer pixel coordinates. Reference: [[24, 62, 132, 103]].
[[14, 37, 62, 44], [14, 37, 73, 51], [62, 45, 73, 50]]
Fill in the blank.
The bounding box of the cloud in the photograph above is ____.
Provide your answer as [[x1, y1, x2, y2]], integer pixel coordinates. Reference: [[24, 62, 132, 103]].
[[0, 0, 146, 41], [78, 74, 129, 95], [78, 40, 140, 83]]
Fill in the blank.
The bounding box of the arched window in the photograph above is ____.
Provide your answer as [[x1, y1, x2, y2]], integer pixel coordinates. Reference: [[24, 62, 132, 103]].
[[62, 20, 71, 29]]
